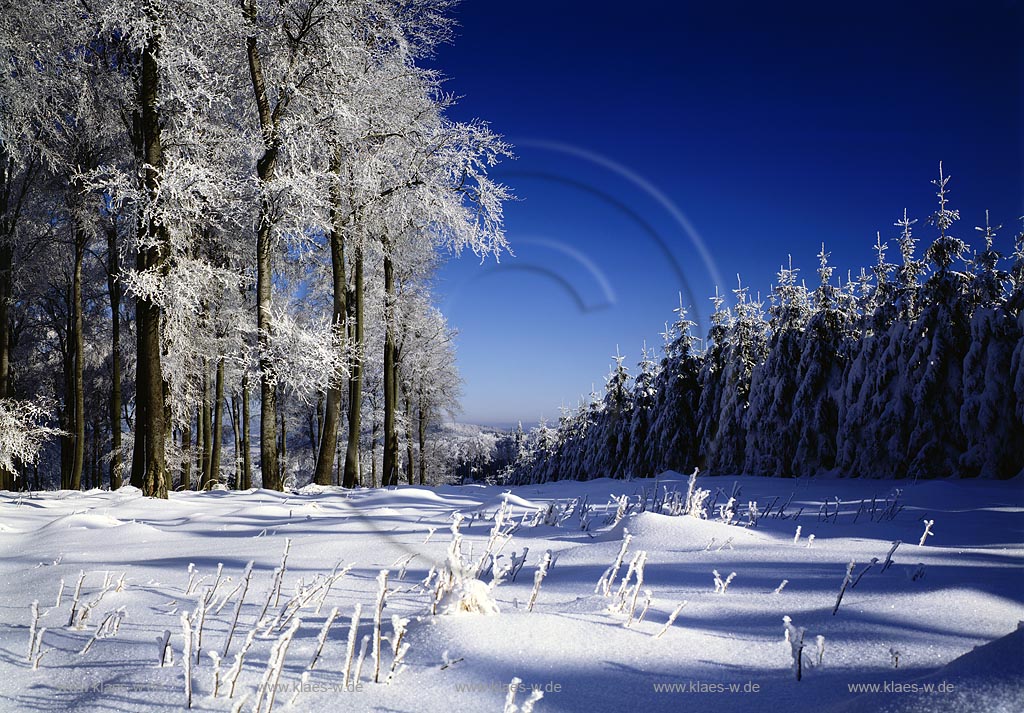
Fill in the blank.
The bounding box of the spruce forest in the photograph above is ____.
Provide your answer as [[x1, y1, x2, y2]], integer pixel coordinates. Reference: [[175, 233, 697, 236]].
[[506, 177, 1024, 484]]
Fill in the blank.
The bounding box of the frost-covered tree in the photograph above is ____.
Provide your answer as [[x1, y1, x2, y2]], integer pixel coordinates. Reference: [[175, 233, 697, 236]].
[[695, 289, 730, 472], [590, 351, 633, 479], [745, 258, 810, 476], [703, 280, 767, 474], [837, 233, 894, 474], [904, 164, 972, 478], [625, 344, 659, 478], [650, 301, 701, 474], [959, 213, 1022, 477], [0, 399, 63, 476], [844, 213, 926, 478], [789, 246, 855, 475], [1008, 221, 1024, 478]]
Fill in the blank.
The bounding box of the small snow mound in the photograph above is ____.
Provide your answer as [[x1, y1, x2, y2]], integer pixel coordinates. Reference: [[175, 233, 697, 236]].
[[37, 513, 127, 531], [236, 504, 295, 519], [474, 492, 542, 515], [623, 510, 773, 548], [933, 623, 1024, 681], [655, 469, 693, 480]]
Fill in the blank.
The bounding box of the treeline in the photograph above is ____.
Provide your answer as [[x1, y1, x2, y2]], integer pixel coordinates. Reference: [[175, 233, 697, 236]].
[[508, 168, 1024, 483], [0, 1, 509, 495]]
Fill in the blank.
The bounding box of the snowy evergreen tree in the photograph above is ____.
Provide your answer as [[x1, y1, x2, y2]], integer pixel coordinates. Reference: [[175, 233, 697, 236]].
[[695, 290, 731, 472], [904, 164, 972, 478], [789, 246, 855, 475], [837, 234, 895, 474], [744, 258, 810, 476], [650, 301, 701, 474], [625, 344, 659, 478], [704, 280, 767, 474], [1004, 219, 1024, 478], [959, 214, 1022, 478], [846, 213, 927, 478]]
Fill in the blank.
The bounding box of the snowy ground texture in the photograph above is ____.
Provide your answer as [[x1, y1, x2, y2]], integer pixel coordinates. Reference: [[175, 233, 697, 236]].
[[1, 472, 1022, 713]]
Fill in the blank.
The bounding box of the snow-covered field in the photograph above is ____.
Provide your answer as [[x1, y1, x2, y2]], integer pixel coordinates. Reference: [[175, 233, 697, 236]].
[[1, 473, 1022, 712]]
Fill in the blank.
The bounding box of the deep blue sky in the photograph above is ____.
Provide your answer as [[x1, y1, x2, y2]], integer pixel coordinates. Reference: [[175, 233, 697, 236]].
[[431, 0, 1023, 428]]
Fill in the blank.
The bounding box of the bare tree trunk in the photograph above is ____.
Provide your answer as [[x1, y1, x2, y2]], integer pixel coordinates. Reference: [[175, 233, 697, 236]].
[[229, 394, 241, 489], [138, 293, 167, 498], [312, 395, 324, 453], [243, 0, 281, 490], [129, 296, 147, 489], [312, 169, 347, 485], [133, 2, 169, 498], [194, 397, 203, 490], [0, 244, 10, 402], [180, 409, 192, 490], [201, 364, 212, 487], [370, 416, 379, 489], [307, 404, 318, 458], [241, 373, 252, 489], [382, 247, 398, 487], [418, 388, 427, 486], [335, 438, 341, 485], [0, 150, 14, 405], [92, 409, 102, 488], [70, 233, 85, 491], [106, 225, 123, 489], [343, 246, 364, 488], [209, 357, 224, 489], [0, 238, 11, 491], [256, 231, 278, 489], [60, 295, 74, 489], [278, 395, 287, 487], [403, 386, 414, 486]]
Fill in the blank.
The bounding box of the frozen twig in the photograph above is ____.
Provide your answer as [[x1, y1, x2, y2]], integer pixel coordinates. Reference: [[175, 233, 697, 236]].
[[527, 551, 552, 612], [222, 561, 253, 657], [342, 603, 363, 687], [27, 601, 39, 662], [372, 570, 389, 683], [308, 606, 339, 670], [181, 611, 193, 708], [654, 601, 687, 639], [832, 561, 856, 616], [919, 519, 935, 546], [713, 570, 736, 594], [882, 540, 901, 572]]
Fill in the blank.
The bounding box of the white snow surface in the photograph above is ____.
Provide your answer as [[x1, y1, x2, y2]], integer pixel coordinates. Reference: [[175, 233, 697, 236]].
[[0, 472, 1022, 712]]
